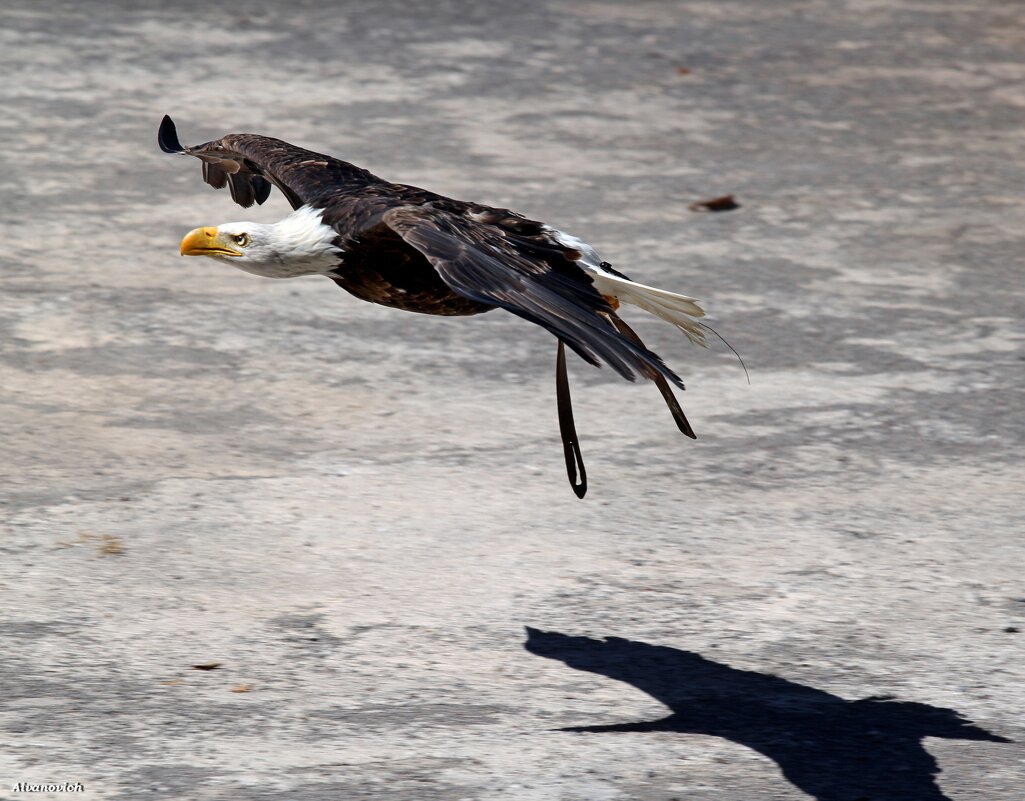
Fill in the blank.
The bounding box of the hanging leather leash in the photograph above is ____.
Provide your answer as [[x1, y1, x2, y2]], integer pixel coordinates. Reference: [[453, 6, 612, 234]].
[[556, 340, 587, 498], [609, 316, 697, 439], [555, 317, 694, 498]]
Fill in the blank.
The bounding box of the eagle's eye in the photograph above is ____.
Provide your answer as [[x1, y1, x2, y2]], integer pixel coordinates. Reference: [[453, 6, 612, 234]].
[[233, 233, 250, 247]]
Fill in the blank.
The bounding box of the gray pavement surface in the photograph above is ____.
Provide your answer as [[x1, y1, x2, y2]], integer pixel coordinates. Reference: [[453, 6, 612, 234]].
[[2, 1, 1023, 799]]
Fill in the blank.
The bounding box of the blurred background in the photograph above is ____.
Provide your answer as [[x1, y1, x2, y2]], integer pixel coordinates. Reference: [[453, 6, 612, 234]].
[[1, 1, 1022, 799]]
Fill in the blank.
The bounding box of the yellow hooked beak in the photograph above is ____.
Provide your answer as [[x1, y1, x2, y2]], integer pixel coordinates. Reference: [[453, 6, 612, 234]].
[[180, 226, 242, 258]]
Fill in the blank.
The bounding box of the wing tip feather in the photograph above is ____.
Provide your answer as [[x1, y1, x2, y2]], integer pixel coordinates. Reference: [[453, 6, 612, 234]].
[[158, 115, 185, 154]]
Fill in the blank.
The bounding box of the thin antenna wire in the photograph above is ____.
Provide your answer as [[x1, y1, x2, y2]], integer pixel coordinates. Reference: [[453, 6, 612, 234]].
[[697, 321, 750, 384]]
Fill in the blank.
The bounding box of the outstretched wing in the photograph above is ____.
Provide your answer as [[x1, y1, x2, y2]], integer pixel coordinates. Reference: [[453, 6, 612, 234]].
[[376, 205, 684, 387], [158, 115, 378, 210]]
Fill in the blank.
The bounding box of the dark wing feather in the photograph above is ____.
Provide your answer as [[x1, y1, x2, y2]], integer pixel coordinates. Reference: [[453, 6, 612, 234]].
[[158, 115, 379, 210], [227, 171, 256, 207], [201, 160, 228, 189], [379, 205, 684, 387], [251, 174, 272, 205]]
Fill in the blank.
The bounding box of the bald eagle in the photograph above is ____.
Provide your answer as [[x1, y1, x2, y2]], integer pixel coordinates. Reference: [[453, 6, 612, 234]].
[[159, 115, 710, 498]]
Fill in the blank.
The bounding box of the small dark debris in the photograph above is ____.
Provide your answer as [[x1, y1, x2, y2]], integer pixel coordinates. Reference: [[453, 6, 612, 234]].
[[676, 66, 691, 75], [1004, 626, 1020, 633], [689, 194, 740, 213], [191, 662, 223, 671]]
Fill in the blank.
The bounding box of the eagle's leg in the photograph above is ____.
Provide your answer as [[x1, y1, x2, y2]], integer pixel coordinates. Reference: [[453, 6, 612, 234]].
[[607, 314, 697, 440], [556, 340, 587, 499]]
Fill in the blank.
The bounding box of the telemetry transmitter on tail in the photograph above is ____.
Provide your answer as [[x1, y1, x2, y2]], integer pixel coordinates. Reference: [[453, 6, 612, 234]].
[[159, 115, 713, 497]]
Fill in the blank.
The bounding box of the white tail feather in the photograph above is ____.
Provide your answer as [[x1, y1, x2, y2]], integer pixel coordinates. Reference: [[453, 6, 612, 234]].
[[543, 226, 708, 348], [589, 272, 708, 347]]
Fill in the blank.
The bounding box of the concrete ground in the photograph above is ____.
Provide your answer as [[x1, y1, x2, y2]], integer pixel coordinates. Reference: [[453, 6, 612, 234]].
[[1, 1, 1023, 799]]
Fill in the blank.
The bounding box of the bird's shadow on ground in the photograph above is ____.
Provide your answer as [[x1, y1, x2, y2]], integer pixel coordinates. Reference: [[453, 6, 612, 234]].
[[525, 628, 1010, 801]]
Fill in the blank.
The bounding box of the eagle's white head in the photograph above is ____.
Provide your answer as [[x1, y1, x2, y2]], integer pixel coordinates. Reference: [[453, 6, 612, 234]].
[[179, 205, 343, 278]]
